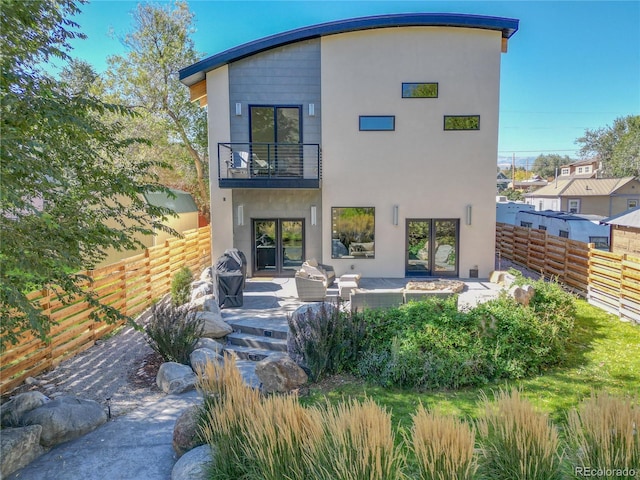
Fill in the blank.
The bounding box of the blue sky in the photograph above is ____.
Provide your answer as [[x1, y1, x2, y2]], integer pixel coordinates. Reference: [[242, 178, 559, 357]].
[[67, 0, 639, 164]]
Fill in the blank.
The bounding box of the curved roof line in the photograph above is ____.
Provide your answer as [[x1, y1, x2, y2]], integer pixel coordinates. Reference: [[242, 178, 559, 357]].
[[179, 13, 519, 85]]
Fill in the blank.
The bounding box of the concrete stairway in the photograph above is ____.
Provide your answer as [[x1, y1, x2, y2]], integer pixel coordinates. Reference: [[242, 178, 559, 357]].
[[223, 316, 290, 361]]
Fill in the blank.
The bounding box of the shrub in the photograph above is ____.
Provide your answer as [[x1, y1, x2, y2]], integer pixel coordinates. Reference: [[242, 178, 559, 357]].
[[566, 391, 640, 478], [144, 302, 203, 365], [476, 389, 565, 480], [407, 405, 477, 480], [171, 266, 193, 306], [288, 302, 365, 381]]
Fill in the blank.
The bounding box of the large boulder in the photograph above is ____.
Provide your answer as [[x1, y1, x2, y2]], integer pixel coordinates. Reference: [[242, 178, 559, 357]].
[[287, 302, 337, 368], [190, 280, 213, 303], [173, 405, 205, 458], [171, 444, 212, 480], [196, 311, 232, 339], [156, 362, 197, 395], [21, 396, 107, 447], [1, 391, 50, 427], [189, 348, 224, 375], [190, 295, 220, 313], [0, 425, 45, 477], [255, 353, 308, 394], [194, 337, 225, 355]]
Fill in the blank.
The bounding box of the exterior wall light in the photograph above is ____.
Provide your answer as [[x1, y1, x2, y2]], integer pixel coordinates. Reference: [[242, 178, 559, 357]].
[[237, 205, 244, 226], [308, 103, 315, 116], [393, 205, 399, 226], [235, 103, 242, 116], [466, 204, 472, 225], [310, 205, 317, 226]]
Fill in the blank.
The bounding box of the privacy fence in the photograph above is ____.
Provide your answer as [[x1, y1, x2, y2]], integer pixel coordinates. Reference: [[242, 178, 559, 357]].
[[0, 226, 211, 395], [496, 222, 640, 324]]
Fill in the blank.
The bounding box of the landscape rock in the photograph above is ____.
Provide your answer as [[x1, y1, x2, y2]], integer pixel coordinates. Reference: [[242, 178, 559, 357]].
[[200, 266, 215, 283], [173, 405, 205, 458], [171, 444, 212, 480], [194, 337, 225, 354], [0, 425, 45, 478], [1, 391, 50, 427], [255, 353, 308, 393], [190, 348, 224, 375], [287, 302, 337, 368], [197, 311, 232, 339], [190, 280, 213, 303], [21, 396, 107, 447], [190, 294, 219, 313], [509, 284, 535, 306], [157, 362, 197, 395]]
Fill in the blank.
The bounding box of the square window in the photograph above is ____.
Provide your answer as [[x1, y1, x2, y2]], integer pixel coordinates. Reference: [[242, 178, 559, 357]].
[[331, 207, 375, 259], [402, 83, 438, 98], [628, 199, 638, 209], [559, 230, 569, 238], [444, 115, 480, 130], [359, 116, 395, 131]]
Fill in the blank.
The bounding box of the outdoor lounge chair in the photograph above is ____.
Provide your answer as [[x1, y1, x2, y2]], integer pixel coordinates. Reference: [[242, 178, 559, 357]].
[[294, 274, 327, 301]]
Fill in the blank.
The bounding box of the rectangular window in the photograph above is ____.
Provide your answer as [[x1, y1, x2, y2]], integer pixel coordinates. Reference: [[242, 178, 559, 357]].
[[402, 82, 438, 98], [359, 116, 395, 131], [538, 225, 547, 231], [444, 115, 480, 131], [628, 199, 638, 209], [520, 221, 532, 228], [589, 236, 609, 249], [584, 165, 591, 173], [331, 207, 375, 259], [577, 167, 583, 174], [561, 168, 570, 175], [568, 199, 580, 214], [559, 230, 569, 238]]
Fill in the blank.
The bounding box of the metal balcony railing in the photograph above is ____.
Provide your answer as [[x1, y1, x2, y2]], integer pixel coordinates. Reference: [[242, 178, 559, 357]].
[[218, 142, 321, 188]]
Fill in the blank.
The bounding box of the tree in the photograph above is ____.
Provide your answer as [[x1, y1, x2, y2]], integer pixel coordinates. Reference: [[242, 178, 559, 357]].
[[532, 154, 574, 179], [577, 115, 640, 177], [106, 1, 209, 214], [0, 0, 173, 349]]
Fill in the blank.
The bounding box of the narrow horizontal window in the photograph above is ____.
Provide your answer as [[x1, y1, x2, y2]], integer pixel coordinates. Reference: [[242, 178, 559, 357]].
[[359, 116, 395, 131], [402, 82, 438, 98], [444, 115, 480, 131]]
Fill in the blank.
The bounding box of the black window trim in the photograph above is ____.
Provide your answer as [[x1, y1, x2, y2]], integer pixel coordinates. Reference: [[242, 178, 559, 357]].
[[401, 82, 439, 98], [443, 115, 480, 131], [359, 115, 396, 131]]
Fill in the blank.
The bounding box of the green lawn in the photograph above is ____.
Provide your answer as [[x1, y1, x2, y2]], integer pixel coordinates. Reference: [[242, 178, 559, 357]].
[[301, 299, 640, 428]]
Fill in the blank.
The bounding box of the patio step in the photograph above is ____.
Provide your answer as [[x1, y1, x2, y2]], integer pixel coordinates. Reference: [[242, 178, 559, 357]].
[[227, 331, 287, 352], [226, 318, 289, 340], [224, 344, 280, 362]]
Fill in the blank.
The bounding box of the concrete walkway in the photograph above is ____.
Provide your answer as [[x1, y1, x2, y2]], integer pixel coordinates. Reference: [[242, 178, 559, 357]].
[[7, 276, 503, 479]]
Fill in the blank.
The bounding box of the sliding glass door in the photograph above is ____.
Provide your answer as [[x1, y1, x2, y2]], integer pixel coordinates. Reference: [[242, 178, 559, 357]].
[[253, 219, 304, 276], [406, 219, 459, 276]]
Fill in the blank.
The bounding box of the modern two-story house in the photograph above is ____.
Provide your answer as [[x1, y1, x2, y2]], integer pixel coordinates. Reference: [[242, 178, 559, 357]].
[[179, 13, 519, 279]]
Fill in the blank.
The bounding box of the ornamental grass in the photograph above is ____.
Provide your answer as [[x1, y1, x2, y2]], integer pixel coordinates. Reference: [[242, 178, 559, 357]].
[[407, 404, 477, 480], [566, 391, 640, 479], [476, 388, 565, 480]]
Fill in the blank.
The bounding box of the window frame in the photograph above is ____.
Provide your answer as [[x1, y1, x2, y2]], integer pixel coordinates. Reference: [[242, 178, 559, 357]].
[[628, 199, 639, 209], [359, 115, 395, 132], [443, 115, 480, 131], [331, 207, 376, 259], [567, 199, 581, 214], [401, 82, 438, 98]]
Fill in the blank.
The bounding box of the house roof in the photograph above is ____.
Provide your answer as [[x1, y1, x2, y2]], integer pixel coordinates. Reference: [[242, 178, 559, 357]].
[[602, 206, 640, 228], [143, 189, 198, 214], [559, 158, 599, 169], [179, 13, 519, 86], [561, 177, 637, 197], [524, 179, 573, 197]]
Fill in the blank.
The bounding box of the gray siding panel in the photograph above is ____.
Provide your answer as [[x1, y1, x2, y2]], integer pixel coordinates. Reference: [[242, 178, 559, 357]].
[[229, 39, 321, 144]]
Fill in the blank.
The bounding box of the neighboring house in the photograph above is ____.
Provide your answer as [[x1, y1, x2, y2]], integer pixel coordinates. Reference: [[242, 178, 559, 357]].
[[525, 177, 640, 216], [509, 175, 548, 192], [602, 207, 640, 256], [515, 210, 609, 248], [179, 13, 519, 278], [557, 159, 600, 179], [497, 172, 510, 191], [98, 189, 200, 267]]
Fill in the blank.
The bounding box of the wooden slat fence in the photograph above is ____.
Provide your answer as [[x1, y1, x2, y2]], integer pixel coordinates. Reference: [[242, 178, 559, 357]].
[[495, 222, 590, 293], [0, 226, 211, 395], [588, 249, 640, 324], [496, 222, 640, 324]]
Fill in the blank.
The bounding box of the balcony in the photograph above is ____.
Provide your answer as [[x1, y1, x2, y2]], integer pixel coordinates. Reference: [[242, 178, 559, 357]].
[[218, 143, 321, 189]]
